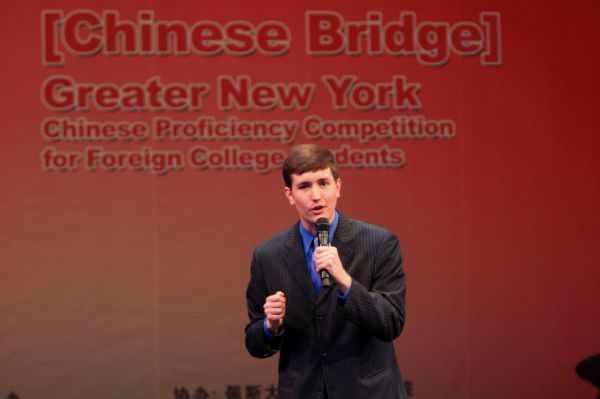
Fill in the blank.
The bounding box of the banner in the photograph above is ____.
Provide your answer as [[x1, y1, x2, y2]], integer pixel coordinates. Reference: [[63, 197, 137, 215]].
[[1, 1, 599, 398]]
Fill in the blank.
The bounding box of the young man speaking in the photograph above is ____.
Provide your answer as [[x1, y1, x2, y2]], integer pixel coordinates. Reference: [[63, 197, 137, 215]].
[[245, 144, 407, 399]]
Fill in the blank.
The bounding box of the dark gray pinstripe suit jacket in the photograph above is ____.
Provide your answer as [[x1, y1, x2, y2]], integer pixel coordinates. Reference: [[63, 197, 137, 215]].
[[245, 213, 407, 399]]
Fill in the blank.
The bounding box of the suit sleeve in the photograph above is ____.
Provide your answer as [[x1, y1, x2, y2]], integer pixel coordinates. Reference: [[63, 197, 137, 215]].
[[244, 249, 284, 358], [338, 232, 406, 342]]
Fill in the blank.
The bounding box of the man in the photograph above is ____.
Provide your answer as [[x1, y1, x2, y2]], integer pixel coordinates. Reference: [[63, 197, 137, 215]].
[[245, 144, 407, 399]]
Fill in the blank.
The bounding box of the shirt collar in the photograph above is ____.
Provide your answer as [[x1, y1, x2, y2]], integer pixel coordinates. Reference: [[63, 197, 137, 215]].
[[299, 210, 339, 255]]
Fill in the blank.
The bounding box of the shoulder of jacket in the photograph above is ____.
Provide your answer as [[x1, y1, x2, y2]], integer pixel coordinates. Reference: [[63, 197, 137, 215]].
[[346, 216, 394, 239], [254, 224, 296, 254]]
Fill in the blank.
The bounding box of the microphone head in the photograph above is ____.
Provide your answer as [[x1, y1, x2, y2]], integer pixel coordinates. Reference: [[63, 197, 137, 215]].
[[316, 217, 330, 232]]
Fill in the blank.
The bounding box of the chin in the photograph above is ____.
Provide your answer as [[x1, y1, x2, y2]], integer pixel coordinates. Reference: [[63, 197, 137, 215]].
[[314, 213, 332, 223], [307, 215, 322, 224]]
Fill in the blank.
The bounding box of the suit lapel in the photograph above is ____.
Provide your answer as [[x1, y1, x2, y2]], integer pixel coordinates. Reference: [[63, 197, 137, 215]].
[[283, 224, 318, 302]]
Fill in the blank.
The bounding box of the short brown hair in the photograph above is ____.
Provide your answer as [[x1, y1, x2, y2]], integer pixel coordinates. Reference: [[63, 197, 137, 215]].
[[282, 144, 339, 187]]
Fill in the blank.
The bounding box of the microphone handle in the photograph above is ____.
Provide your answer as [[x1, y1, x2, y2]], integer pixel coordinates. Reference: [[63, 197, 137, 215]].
[[320, 269, 331, 288], [317, 230, 331, 288]]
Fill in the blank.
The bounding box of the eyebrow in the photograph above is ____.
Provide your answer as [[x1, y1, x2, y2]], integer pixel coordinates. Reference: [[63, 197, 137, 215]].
[[295, 177, 330, 187]]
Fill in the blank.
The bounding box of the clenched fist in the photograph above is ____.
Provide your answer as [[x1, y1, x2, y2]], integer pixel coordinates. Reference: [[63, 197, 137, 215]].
[[264, 291, 286, 333]]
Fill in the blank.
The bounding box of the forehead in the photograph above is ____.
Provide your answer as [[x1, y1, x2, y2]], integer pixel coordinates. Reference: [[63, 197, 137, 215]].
[[290, 168, 335, 185]]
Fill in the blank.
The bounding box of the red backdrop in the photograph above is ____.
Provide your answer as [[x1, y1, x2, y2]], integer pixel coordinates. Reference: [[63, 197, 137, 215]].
[[1, 1, 599, 398]]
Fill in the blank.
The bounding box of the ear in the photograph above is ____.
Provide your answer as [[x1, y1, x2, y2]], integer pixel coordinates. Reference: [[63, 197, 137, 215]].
[[284, 186, 294, 205], [336, 178, 341, 199]]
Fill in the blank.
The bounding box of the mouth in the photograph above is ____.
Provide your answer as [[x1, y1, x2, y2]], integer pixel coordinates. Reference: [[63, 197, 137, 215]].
[[311, 205, 325, 213]]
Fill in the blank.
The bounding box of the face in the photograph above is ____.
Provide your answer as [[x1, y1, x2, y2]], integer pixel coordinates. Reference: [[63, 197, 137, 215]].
[[284, 168, 341, 234]]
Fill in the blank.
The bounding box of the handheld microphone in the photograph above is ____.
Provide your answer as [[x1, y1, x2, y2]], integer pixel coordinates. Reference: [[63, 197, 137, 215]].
[[316, 217, 331, 288]]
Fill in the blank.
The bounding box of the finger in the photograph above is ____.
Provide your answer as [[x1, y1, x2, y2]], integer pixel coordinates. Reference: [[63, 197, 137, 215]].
[[267, 292, 285, 301], [315, 263, 329, 272], [315, 250, 336, 261], [315, 258, 333, 268], [265, 299, 285, 307], [264, 302, 285, 311], [315, 247, 337, 255], [267, 305, 285, 312], [266, 311, 284, 318], [265, 309, 285, 319], [315, 255, 333, 266], [267, 292, 286, 301]]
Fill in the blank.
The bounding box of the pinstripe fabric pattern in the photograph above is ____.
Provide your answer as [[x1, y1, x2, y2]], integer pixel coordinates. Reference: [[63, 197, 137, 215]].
[[245, 214, 407, 399]]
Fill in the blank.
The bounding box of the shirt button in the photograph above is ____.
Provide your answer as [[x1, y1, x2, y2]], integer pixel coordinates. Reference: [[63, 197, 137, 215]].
[[317, 313, 325, 321], [321, 351, 328, 357]]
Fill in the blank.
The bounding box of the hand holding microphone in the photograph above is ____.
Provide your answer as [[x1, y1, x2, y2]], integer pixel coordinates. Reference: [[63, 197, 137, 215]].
[[314, 217, 352, 291], [316, 217, 332, 288]]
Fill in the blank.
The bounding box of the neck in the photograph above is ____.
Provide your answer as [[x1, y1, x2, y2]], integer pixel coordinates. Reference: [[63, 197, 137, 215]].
[[301, 220, 317, 236], [301, 211, 337, 236]]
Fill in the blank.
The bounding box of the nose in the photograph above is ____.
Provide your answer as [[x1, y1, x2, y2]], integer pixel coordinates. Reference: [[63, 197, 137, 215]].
[[311, 186, 321, 201]]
